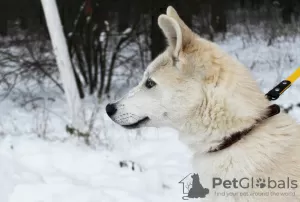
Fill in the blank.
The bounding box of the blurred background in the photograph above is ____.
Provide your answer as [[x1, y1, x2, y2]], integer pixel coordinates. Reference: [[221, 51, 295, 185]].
[[0, 1, 300, 202], [1, 0, 300, 99]]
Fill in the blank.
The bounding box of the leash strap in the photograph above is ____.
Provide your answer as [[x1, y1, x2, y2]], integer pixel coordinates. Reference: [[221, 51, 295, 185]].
[[266, 67, 300, 101]]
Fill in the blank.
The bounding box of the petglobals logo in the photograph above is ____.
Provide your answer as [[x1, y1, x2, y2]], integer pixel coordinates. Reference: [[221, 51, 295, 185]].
[[179, 173, 210, 200], [212, 177, 298, 189]]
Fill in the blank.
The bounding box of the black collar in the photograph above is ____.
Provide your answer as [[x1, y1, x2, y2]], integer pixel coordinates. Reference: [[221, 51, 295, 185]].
[[208, 104, 280, 153]]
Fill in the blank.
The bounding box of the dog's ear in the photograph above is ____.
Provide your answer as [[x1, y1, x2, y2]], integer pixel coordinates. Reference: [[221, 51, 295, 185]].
[[158, 7, 195, 58], [158, 15, 182, 57], [166, 6, 190, 32]]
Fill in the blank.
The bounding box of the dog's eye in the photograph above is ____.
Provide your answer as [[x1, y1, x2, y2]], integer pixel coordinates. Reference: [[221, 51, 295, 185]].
[[145, 78, 156, 89]]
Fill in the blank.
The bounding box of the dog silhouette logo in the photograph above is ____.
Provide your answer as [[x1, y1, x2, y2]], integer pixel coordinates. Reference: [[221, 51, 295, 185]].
[[179, 173, 209, 200]]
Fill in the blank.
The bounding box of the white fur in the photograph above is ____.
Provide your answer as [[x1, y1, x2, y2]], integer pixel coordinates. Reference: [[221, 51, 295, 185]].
[[108, 6, 300, 201]]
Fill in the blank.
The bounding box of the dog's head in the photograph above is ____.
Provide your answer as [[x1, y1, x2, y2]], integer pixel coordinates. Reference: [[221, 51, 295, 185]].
[[106, 7, 204, 130], [106, 6, 268, 134]]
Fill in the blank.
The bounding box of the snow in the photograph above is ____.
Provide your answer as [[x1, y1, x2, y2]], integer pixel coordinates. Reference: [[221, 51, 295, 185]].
[[1, 33, 300, 202], [86, 16, 91, 23], [104, 21, 110, 32], [99, 32, 106, 42], [0, 122, 191, 202], [123, 28, 132, 35], [0, 93, 192, 202]]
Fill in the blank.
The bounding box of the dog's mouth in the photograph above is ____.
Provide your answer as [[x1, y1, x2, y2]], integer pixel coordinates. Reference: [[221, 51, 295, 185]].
[[121, 117, 150, 129]]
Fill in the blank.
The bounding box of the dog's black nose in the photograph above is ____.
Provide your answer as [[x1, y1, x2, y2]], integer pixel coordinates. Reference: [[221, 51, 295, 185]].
[[106, 103, 117, 117]]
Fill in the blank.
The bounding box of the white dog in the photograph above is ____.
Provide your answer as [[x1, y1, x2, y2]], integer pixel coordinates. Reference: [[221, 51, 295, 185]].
[[106, 6, 300, 201]]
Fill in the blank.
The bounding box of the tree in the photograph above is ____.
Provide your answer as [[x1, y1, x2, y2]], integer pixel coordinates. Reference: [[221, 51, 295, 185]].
[[40, 0, 83, 130]]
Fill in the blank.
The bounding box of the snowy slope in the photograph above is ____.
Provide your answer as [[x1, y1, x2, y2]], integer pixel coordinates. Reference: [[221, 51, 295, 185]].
[[0, 34, 300, 202]]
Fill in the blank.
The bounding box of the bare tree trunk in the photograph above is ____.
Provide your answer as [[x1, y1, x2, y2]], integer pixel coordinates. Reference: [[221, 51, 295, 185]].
[[97, 40, 106, 98], [92, 27, 99, 93], [83, 18, 94, 94], [105, 36, 129, 95], [41, 0, 83, 129]]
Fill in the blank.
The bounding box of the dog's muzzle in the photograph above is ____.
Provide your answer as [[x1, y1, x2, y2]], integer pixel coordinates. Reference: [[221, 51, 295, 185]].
[[106, 103, 150, 129]]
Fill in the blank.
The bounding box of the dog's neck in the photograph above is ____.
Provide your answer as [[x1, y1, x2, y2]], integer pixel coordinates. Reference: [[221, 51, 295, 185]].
[[177, 92, 278, 154], [207, 104, 280, 153]]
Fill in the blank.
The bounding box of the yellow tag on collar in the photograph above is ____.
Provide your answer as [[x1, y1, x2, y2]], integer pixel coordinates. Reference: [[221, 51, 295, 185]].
[[286, 67, 300, 84]]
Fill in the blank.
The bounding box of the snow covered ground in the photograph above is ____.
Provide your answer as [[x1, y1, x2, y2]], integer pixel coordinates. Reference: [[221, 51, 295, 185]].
[[0, 34, 300, 202], [0, 97, 192, 202]]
